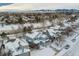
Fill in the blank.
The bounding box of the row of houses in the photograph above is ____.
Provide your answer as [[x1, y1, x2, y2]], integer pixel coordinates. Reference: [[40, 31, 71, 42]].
[[0, 15, 78, 56]]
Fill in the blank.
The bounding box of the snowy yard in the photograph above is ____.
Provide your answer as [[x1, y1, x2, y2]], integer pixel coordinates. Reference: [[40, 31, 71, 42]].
[[31, 46, 56, 56]]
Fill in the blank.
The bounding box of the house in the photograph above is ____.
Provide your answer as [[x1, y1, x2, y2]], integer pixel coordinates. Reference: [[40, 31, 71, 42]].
[[35, 31, 49, 46], [25, 32, 40, 42], [3, 38, 30, 56], [25, 32, 41, 49]]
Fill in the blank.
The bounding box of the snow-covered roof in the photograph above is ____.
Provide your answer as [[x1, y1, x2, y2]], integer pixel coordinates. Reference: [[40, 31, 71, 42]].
[[4, 38, 29, 56], [34, 40, 40, 44], [13, 48, 30, 56], [32, 23, 43, 28], [26, 32, 40, 39], [23, 23, 32, 27], [47, 29, 56, 36], [41, 34, 47, 38], [37, 32, 48, 39], [71, 14, 76, 17], [44, 20, 52, 27], [7, 34, 16, 39], [50, 25, 60, 29], [64, 22, 71, 27], [51, 40, 67, 51]]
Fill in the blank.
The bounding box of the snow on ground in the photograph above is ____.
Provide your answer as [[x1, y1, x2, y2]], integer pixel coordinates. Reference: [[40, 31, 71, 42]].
[[0, 24, 19, 33], [32, 23, 43, 29], [50, 40, 66, 51], [23, 23, 32, 27], [31, 46, 56, 56], [56, 24, 79, 56], [71, 40, 79, 56], [44, 20, 52, 27], [26, 17, 79, 56], [60, 35, 79, 56], [0, 16, 79, 56]]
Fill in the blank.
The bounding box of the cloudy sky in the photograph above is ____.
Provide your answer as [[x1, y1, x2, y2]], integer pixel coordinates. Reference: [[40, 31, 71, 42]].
[[0, 3, 13, 6], [0, 3, 79, 11]]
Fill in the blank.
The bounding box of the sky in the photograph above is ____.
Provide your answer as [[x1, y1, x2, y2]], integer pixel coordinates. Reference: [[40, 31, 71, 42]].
[[0, 3, 13, 6], [0, 3, 79, 11]]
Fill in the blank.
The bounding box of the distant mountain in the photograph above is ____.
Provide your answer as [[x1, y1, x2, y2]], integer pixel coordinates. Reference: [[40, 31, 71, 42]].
[[0, 3, 79, 12], [0, 3, 79, 13]]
